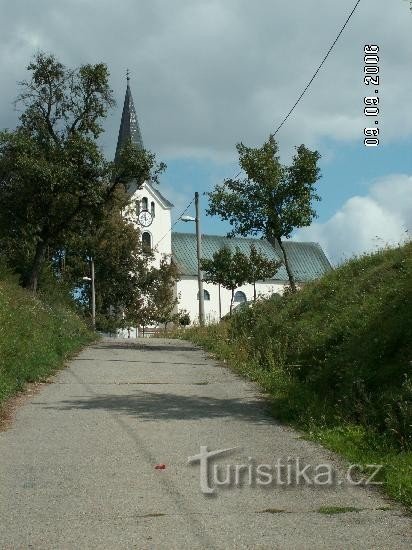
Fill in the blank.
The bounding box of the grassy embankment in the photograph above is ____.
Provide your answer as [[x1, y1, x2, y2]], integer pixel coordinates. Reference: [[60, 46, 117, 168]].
[[0, 276, 95, 409], [176, 242, 412, 509]]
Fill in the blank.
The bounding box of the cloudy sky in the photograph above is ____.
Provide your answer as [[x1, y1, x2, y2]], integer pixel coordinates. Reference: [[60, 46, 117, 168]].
[[1, 0, 412, 263]]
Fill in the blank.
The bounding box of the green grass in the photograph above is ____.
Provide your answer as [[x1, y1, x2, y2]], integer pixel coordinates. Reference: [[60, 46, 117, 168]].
[[174, 242, 412, 509], [0, 277, 95, 407]]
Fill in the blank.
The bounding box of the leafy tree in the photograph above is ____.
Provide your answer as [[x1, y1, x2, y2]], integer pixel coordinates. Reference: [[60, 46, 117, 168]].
[[245, 245, 282, 301], [0, 52, 163, 291], [148, 259, 179, 329], [207, 135, 321, 292], [61, 187, 153, 329], [126, 258, 179, 331], [201, 246, 249, 315]]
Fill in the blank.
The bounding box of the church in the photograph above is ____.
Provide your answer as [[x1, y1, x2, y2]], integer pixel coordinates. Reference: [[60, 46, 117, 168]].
[[116, 78, 332, 328]]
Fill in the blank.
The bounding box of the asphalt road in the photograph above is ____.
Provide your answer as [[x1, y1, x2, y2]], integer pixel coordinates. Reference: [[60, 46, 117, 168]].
[[0, 338, 410, 549]]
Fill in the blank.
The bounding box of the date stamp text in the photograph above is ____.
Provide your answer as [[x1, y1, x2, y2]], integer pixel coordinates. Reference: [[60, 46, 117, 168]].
[[363, 45, 380, 147]]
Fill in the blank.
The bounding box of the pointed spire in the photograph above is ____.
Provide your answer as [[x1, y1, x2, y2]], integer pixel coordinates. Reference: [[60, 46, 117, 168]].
[[115, 72, 144, 162]]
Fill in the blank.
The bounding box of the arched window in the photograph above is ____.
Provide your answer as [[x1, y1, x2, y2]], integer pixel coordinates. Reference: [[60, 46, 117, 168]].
[[136, 200, 140, 216], [141, 197, 148, 211], [234, 291, 247, 303], [142, 232, 151, 253], [151, 201, 155, 218], [197, 289, 210, 301]]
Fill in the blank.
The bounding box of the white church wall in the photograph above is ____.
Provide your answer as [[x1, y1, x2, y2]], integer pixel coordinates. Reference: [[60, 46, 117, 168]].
[[176, 277, 285, 325]]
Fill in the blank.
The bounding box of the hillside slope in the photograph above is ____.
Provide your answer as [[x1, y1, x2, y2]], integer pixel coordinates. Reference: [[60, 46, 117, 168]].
[[182, 242, 412, 507], [0, 278, 94, 406], [233, 241, 411, 441]]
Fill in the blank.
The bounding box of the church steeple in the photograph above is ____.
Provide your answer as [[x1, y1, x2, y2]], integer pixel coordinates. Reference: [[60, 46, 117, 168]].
[[115, 72, 144, 162]]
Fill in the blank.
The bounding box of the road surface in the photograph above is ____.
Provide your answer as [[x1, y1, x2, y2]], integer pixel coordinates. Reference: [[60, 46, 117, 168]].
[[0, 338, 410, 549]]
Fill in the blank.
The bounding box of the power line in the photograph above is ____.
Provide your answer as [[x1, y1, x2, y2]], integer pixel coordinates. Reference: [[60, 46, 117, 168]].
[[158, 2, 362, 236], [153, 197, 195, 249], [224, 0, 362, 185], [272, 0, 362, 137]]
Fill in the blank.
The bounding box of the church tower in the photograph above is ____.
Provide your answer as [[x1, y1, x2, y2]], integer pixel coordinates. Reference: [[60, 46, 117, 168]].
[[116, 76, 173, 266]]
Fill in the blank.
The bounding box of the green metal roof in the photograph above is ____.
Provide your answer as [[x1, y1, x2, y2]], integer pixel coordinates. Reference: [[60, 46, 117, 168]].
[[171, 232, 332, 282]]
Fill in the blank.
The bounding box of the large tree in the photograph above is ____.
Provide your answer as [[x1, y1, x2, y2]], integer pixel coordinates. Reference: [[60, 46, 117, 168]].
[[60, 187, 153, 329], [207, 135, 321, 292], [0, 52, 162, 291]]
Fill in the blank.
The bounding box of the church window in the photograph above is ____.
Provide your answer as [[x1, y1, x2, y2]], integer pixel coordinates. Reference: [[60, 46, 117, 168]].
[[136, 201, 140, 216], [142, 197, 148, 211], [142, 232, 151, 253], [151, 201, 155, 218], [197, 289, 210, 301], [234, 291, 247, 303]]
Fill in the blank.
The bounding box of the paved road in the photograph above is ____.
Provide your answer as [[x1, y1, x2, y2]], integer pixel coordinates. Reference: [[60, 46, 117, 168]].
[[0, 338, 410, 549]]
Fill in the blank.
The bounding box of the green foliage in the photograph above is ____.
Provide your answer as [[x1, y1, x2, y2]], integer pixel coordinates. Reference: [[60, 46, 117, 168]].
[[0, 52, 164, 292], [229, 243, 412, 448], [0, 53, 115, 290], [245, 244, 282, 300], [201, 244, 282, 311], [201, 246, 250, 314], [201, 246, 246, 291], [0, 277, 94, 406], [112, 139, 166, 187], [125, 258, 179, 329], [178, 310, 191, 326], [207, 135, 321, 290], [178, 242, 412, 508], [61, 187, 153, 329]]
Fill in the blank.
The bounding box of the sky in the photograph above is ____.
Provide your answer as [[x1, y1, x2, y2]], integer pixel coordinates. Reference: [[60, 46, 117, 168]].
[[0, 0, 411, 264]]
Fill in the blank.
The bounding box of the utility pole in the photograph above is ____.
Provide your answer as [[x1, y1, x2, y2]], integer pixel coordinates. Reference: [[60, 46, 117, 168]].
[[182, 193, 205, 326], [195, 192, 205, 326]]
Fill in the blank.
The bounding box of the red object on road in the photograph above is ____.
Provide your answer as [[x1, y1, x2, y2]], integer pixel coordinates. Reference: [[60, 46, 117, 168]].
[[154, 464, 166, 470]]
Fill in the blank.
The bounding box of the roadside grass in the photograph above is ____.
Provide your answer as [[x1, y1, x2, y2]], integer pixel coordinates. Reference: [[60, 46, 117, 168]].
[[0, 277, 95, 408], [172, 242, 412, 509]]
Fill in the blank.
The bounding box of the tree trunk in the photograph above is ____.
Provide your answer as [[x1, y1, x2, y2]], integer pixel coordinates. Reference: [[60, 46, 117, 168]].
[[230, 288, 234, 316], [277, 236, 297, 292], [218, 283, 222, 320], [253, 282, 256, 302], [25, 239, 47, 292]]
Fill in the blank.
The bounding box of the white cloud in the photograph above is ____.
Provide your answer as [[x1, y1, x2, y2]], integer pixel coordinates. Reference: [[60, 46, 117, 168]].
[[294, 174, 412, 264]]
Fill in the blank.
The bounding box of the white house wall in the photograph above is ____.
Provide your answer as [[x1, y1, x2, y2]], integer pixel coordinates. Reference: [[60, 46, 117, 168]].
[[176, 277, 285, 324]]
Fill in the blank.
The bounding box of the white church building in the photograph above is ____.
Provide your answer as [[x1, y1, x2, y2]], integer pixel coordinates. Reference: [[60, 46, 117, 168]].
[[117, 79, 332, 327]]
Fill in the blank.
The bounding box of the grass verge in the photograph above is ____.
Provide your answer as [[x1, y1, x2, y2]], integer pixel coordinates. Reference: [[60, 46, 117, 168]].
[[0, 278, 95, 410]]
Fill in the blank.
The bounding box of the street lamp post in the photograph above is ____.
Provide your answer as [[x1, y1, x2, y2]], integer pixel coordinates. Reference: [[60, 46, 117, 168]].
[[181, 192, 205, 326], [82, 257, 96, 330]]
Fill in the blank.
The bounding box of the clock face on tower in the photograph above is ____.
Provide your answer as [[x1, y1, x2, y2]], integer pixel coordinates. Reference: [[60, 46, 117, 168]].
[[138, 209, 153, 227]]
